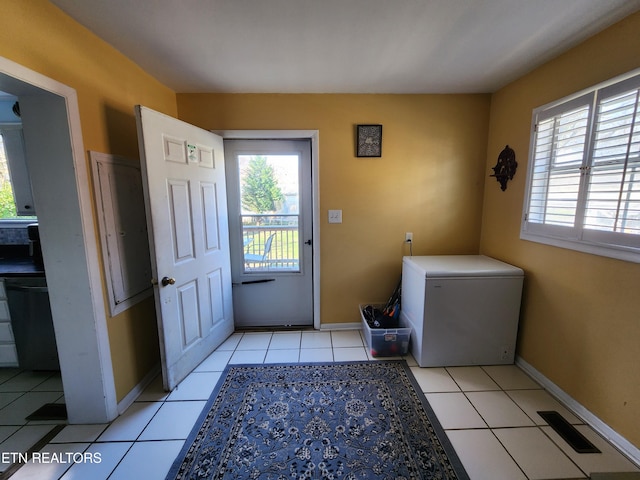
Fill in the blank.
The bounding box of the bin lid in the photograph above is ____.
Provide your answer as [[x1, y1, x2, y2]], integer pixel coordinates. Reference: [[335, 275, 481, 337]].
[[402, 255, 523, 278]]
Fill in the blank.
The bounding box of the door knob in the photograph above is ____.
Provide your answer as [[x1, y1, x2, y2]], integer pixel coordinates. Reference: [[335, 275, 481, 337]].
[[161, 276, 176, 287]]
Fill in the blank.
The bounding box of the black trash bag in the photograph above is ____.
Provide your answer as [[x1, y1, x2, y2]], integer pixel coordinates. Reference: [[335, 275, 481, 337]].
[[362, 304, 399, 329]]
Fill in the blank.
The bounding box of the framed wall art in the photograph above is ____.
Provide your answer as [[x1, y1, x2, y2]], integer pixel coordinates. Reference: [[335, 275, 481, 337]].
[[356, 124, 382, 157]]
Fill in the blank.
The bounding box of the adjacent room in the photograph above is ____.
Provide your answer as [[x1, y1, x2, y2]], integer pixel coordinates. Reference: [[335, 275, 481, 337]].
[[0, 1, 639, 478]]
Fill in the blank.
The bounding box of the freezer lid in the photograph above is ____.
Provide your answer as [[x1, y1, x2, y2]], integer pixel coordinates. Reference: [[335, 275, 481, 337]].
[[402, 255, 523, 277]]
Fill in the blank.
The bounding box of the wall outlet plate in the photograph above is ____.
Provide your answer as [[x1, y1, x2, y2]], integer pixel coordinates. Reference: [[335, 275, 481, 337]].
[[328, 210, 342, 224]]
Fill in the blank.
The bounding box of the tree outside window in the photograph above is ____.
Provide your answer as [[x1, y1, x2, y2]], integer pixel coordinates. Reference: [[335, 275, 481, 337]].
[[241, 155, 284, 219], [0, 135, 18, 219]]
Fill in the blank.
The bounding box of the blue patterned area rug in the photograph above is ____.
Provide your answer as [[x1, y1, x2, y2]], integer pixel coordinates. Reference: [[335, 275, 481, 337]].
[[166, 361, 469, 479]]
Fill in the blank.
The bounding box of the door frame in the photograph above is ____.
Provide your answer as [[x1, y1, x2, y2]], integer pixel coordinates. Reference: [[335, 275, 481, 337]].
[[0, 56, 117, 423], [216, 130, 320, 329]]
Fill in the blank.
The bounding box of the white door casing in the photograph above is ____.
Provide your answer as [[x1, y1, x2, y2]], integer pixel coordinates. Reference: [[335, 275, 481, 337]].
[[135, 106, 234, 391]]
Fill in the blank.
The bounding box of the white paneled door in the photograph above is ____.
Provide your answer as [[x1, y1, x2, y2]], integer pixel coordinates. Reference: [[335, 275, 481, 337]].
[[135, 106, 233, 391]]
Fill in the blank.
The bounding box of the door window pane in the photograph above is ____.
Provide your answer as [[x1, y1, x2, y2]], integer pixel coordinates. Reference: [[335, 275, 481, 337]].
[[238, 154, 300, 272]]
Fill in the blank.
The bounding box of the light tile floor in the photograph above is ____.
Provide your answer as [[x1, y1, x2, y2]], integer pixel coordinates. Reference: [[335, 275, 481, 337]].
[[0, 330, 638, 479]]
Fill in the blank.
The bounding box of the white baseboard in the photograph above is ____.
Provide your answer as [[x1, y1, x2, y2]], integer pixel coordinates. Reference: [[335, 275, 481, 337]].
[[116, 363, 161, 415], [516, 356, 640, 467], [319, 322, 362, 331]]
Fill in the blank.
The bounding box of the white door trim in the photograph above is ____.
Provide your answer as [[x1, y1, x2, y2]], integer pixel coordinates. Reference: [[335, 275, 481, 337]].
[[215, 130, 320, 330], [0, 56, 117, 423]]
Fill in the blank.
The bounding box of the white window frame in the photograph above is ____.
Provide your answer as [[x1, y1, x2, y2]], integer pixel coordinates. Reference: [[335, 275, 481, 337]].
[[0, 125, 37, 217], [521, 68, 640, 263]]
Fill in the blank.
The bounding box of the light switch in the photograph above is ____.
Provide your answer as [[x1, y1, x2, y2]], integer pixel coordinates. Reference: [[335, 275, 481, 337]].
[[328, 209, 342, 224]]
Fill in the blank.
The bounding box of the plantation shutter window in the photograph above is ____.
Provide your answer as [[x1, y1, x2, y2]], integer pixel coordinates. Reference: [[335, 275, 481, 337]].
[[526, 99, 591, 232], [584, 79, 640, 242], [521, 70, 640, 262]]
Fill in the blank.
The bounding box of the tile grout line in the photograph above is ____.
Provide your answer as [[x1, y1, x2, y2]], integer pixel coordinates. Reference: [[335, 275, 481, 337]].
[[103, 440, 137, 480], [468, 367, 590, 480], [449, 367, 532, 480], [0, 424, 66, 480], [486, 367, 592, 478]]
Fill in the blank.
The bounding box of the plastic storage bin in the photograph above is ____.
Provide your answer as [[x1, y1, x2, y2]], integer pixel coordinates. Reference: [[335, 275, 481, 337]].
[[359, 304, 411, 357]]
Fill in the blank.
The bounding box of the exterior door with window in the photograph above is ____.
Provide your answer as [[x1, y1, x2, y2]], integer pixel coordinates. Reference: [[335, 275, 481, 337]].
[[225, 139, 313, 328]]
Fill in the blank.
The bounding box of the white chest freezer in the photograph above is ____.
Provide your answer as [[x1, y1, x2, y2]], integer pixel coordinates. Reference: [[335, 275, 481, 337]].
[[400, 255, 523, 367]]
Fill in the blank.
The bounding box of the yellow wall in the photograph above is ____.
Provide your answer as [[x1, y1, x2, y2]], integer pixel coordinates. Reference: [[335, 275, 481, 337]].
[[4, 1, 638, 449], [177, 93, 491, 324], [0, 0, 175, 400], [481, 11, 640, 447]]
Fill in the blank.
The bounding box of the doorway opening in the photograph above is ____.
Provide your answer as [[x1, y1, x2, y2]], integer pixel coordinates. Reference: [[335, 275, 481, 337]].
[[0, 56, 117, 427]]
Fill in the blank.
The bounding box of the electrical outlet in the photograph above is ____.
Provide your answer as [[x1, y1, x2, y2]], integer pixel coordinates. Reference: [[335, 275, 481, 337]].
[[500, 346, 511, 361], [405, 232, 413, 243]]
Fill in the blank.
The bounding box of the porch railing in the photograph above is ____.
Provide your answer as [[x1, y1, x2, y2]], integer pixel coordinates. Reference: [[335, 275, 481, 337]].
[[242, 214, 300, 271]]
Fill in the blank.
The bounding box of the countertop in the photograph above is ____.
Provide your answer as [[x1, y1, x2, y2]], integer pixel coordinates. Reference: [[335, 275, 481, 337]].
[[0, 256, 45, 277]]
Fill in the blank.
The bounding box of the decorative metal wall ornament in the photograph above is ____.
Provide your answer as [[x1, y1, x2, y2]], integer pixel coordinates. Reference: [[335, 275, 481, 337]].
[[490, 145, 517, 191], [356, 124, 382, 157]]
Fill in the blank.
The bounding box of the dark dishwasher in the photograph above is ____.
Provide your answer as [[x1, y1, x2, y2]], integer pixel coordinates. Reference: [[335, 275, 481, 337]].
[[5, 277, 60, 371]]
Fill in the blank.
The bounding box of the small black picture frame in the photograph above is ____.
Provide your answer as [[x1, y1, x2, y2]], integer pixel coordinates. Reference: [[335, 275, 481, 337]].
[[356, 124, 382, 157]]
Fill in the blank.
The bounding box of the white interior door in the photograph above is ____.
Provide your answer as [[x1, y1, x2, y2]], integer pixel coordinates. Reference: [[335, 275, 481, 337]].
[[135, 106, 233, 391], [225, 139, 313, 328]]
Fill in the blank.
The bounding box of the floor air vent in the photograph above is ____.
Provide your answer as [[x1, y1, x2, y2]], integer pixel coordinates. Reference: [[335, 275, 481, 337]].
[[26, 403, 67, 421], [537, 410, 600, 454]]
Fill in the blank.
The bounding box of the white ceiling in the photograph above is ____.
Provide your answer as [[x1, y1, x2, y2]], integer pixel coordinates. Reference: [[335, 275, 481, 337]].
[[51, 0, 640, 94]]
